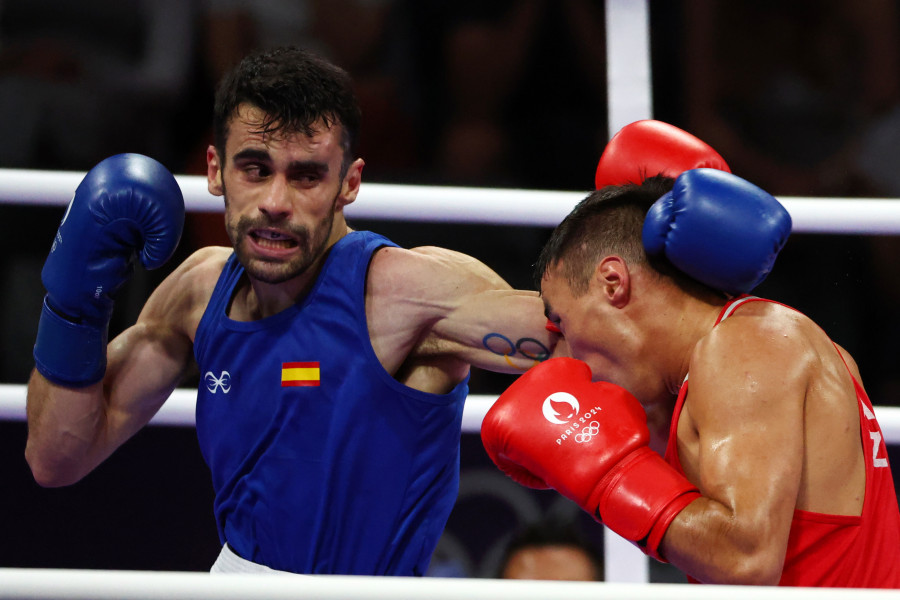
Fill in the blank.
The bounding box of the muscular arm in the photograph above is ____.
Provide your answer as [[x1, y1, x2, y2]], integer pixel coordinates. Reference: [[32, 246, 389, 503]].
[[366, 246, 559, 379], [25, 249, 222, 486], [660, 314, 812, 585]]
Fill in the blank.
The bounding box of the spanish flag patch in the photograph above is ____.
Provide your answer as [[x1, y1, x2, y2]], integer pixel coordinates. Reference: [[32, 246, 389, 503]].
[[281, 362, 320, 387]]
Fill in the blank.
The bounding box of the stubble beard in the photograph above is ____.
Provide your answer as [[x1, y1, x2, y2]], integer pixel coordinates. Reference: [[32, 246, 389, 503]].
[[224, 194, 338, 285]]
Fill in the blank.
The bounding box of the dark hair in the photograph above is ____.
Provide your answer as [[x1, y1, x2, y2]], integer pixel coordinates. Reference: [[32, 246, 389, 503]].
[[213, 46, 362, 174], [533, 176, 678, 295], [498, 517, 604, 581]]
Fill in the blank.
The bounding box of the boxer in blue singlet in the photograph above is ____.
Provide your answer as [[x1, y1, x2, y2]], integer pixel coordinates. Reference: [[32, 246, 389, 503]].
[[25, 47, 557, 575]]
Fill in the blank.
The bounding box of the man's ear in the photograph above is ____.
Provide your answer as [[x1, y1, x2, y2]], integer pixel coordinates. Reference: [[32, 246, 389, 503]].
[[337, 158, 365, 209], [595, 256, 631, 308], [207, 145, 224, 197]]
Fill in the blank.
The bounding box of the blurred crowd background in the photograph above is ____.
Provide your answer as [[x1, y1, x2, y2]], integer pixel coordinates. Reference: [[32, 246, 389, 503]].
[[3, 0, 900, 582]]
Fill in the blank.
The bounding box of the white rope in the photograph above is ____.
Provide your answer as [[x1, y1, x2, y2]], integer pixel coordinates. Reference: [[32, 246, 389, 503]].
[[3, 384, 900, 443], [2, 168, 900, 233], [0, 385, 492, 430], [1, 568, 897, 600]]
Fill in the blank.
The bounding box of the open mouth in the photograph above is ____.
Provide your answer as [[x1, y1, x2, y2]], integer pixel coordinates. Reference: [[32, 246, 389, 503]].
[[249, 229, 300, 250]]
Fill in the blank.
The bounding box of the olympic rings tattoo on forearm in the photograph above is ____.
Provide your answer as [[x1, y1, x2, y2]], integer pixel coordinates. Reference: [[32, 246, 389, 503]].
[[482, 333, 551, 370]]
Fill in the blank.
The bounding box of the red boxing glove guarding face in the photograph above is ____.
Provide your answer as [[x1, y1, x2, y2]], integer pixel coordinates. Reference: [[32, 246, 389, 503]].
[[481, 357, 700, 561]]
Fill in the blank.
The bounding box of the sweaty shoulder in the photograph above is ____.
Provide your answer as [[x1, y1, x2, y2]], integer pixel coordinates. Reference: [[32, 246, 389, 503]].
[[699, 298, 864, 393], [684, 300, 845, 424], [686, 301, 867, 518], [693, 300, 820, 378]]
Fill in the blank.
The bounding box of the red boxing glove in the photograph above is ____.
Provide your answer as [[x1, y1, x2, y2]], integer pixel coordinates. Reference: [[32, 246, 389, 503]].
[[482, 357, 700, 561], [595, 120, 730, 189]]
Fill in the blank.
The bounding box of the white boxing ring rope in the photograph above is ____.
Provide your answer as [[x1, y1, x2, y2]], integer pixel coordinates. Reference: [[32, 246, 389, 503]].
[[2, 571, 900, 600], [4, 168, 900, 233], [3, 386, 900, 443], [4, 168, 900, 598]]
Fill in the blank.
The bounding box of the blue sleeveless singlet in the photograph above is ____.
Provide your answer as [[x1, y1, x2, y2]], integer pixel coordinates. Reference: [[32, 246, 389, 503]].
[[193, 231, 469, 575]]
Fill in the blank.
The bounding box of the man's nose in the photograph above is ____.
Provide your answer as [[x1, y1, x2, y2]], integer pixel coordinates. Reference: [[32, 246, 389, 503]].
[[258, 176, 292, 219]]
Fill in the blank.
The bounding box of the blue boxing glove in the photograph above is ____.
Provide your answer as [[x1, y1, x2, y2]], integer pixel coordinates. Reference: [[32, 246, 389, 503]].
[[643, 168, 791, 296], [34, 153, 185, 386]]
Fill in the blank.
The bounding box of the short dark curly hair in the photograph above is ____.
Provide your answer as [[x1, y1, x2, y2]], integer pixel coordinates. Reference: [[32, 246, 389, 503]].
[[212, 46, 362, 175], [534, 176, 685, 295]]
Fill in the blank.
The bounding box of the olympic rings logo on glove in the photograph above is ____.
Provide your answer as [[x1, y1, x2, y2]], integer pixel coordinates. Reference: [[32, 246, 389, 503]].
[[575, 421, 601, 443]]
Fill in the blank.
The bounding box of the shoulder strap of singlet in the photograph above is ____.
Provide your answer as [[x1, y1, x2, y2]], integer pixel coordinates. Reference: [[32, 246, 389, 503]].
[[194, 252, 242, 365], [714, 294, 760, 325]]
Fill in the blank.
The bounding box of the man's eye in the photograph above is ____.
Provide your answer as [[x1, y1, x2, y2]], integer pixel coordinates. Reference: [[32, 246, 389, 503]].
[[293, 172, 320, 184], [244, 164, 268, 178]]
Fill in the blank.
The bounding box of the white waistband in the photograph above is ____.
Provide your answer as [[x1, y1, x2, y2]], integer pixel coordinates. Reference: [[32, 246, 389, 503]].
[[210, 544, 296, 575]]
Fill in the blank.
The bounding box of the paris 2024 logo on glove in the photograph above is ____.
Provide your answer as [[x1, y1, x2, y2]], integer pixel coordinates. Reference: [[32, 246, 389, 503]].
[[541, 392, 602, 445]]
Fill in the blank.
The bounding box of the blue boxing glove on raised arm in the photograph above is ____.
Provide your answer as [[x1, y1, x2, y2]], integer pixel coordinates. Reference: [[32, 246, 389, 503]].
[[642, 168, 792, 296], [33, 153, 185, 387]]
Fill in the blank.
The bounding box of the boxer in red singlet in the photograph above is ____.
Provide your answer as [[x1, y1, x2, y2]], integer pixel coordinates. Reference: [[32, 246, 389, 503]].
[[481, 174, 900, 587]]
